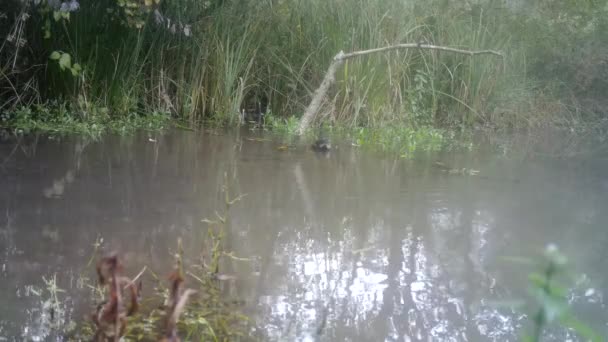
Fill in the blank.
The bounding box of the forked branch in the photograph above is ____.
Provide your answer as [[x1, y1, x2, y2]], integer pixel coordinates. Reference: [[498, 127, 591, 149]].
[[296, 43, 503, 135]]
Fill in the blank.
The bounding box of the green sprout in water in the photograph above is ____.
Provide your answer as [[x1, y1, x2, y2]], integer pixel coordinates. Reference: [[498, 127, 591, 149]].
[[517, 244, 602, 342]]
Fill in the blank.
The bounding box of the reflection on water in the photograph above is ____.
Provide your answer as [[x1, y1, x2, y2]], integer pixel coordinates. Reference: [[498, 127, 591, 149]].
[[1, 130, 607, 341]]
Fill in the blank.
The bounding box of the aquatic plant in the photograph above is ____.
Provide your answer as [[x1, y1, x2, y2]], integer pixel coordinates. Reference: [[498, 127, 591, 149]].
[[264, 112, 300, 135], [69, 173, 249, 341], [349, 124, 446, 157], [505, 245, 602, 342], [92, 254, 140, 341], [160, 239, 196, 342], [0, 103, 170, 138]]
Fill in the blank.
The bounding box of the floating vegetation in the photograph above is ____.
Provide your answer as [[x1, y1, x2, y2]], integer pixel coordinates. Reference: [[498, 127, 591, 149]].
[[1, 105, 171, 138], [433, 161, 480, 176], [348, 125, 446, 157]]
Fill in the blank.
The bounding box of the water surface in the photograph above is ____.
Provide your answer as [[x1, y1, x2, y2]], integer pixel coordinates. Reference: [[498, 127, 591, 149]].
[[1, 129, 607, 341]]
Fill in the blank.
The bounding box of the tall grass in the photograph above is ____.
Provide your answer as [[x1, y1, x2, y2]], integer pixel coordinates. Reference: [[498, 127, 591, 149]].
[[1, 0, 604, 134]]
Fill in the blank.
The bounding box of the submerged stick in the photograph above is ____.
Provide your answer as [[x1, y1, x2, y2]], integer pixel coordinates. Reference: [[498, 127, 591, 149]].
[[296, 43, 503, 135]]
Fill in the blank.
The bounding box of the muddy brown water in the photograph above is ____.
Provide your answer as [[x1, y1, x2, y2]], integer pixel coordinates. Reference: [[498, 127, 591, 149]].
[[0, 129, 607, 341]]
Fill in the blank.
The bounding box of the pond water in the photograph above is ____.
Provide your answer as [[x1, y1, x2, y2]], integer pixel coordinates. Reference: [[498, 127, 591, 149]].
[[0, 129, 607, 341]]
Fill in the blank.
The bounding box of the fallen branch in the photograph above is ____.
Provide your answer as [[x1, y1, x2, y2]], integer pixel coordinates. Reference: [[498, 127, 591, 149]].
[[296, 43, 503, 135]]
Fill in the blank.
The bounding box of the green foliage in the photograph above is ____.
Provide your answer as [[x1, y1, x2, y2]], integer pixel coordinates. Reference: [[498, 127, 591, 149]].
[[0, 103, 170, 137], [264, 112, 300, 135], [49, 51, 81, 76], [509, 245, 602, 342], [351, 125, 445, 158], [115, 0, 160, 29], [0, 0, 607, 139]]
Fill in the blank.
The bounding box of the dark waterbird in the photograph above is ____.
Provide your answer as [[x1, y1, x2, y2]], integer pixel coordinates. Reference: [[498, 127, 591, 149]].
[[312, 137, 331, 152]]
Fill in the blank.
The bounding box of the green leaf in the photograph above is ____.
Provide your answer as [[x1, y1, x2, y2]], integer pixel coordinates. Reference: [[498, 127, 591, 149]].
[[49, 51, 61, 60], [43, 19, 51, 39], [53, 11, 61, 22], [58, 53, 72, 71], [72, 63, 82, 72], [521, 335, 534, 342], [530, 289, 568, 323], [529, 272, 549, 288], [560, 315, 602, 342]]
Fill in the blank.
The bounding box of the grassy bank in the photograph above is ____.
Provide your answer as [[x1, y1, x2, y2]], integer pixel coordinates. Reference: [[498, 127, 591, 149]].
[[0, 103, 171, 137], [1, 0, 607, 147]]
